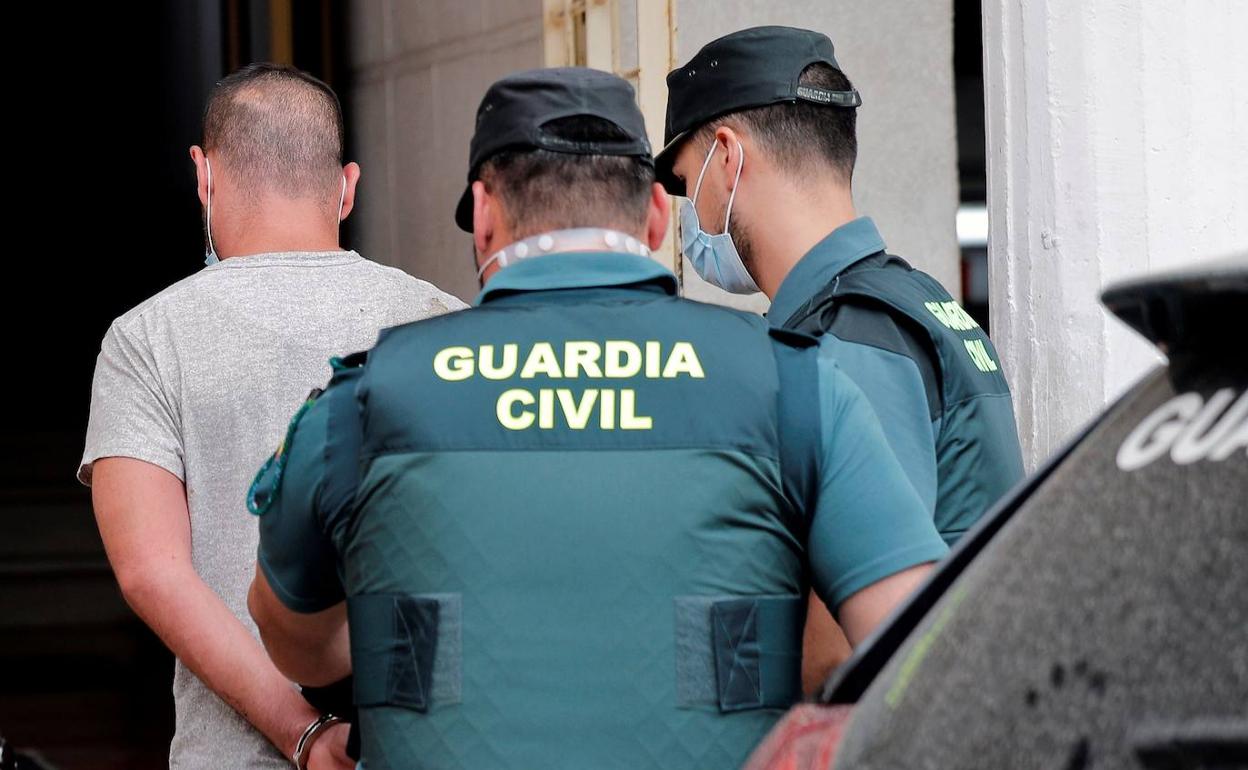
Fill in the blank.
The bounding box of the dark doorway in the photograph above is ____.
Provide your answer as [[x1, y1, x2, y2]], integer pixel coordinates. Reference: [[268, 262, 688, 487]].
[[1, 3, 347, 767]]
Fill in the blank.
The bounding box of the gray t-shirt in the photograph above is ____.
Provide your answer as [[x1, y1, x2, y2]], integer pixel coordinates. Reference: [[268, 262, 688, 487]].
[[78, 250, 466, 769]]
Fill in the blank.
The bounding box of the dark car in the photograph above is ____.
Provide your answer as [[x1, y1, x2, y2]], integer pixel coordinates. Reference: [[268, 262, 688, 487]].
[[745, 257, 1247, 770]]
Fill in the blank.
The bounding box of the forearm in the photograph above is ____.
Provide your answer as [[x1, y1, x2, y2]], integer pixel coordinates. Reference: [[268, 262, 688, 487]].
[[120, 564, 320, 757], [801, 591, 852, 696]]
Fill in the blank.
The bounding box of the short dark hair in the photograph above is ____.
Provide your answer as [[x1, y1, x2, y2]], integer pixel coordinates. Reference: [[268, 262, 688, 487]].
[[202, 63, 344, 200], [479, 116, 655, 240], [698, 63, 857, 185]]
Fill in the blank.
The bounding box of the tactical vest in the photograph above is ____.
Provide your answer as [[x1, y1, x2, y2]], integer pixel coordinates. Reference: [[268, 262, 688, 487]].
[[341, 287, 813, 769], [782, 253, 1025, 538]]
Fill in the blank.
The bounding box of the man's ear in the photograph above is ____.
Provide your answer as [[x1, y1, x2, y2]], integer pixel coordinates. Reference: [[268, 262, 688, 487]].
[[645, 182, 671, 251], [471, 180, 495, 256], [713, 125, 744, 192], [339, 162, 362, 221], [190, 146, 208, 207]]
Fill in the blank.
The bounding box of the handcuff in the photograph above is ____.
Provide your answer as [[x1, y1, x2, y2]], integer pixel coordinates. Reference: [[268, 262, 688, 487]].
[[293, 713, 343, 769]]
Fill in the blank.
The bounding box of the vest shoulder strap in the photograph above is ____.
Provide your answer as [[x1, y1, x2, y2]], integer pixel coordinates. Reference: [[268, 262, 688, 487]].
[[770, 328, 821, 528], [782, 255, 943, 421], [318, 352, 369, 540]]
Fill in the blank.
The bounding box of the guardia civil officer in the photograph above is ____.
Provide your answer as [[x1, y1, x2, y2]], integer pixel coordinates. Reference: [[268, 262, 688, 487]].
[[245, 67, 948, 770], [659, 26, 1025, 543], [656, 26, 1026, 687]]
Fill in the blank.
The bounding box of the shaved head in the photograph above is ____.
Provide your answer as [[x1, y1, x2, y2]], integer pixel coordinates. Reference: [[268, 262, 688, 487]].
[[202, 63, 344, 201]]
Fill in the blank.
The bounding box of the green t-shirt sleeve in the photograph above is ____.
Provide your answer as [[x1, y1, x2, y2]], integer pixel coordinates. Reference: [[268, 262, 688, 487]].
[[808, 357, 949, 610], [821, 333, 939, 519], [251, 369, 363, 613]]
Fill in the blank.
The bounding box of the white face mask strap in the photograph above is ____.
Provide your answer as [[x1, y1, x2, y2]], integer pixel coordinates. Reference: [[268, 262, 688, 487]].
[[691, 140, 718, 203], [337, 175, 346, 222], [205, 157, 216, 256], [723, 140, 744, 233], [476, 249, 506, 280]]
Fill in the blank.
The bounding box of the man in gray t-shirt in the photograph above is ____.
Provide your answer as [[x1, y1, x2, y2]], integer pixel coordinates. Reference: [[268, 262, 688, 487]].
[[79, 64, 465, 770]]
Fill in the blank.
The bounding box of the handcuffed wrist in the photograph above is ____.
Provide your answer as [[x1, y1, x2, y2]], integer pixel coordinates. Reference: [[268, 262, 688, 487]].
[[292, 713, 343, 769]]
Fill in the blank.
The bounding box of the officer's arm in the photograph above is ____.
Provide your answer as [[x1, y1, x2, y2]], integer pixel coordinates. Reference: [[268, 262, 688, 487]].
[[837, 564, 932, 645], [247, 378, 359, 687], [808, 359, 948, 646], [249, 568, 349, 686], [821, 331, 939, 517]]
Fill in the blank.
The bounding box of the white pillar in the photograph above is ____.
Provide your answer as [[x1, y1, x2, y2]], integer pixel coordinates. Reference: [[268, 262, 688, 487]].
[[984, 0, 1248, 470]]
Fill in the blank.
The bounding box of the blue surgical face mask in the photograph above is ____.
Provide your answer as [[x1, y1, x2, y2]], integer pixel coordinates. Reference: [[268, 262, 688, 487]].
[[203, 157, 219, 266], [679, 140, 760, 295]]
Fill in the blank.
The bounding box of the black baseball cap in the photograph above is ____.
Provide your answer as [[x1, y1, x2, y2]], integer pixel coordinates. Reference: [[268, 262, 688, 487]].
[[454, 67, 654, 232], [655, 26, 862, 195]]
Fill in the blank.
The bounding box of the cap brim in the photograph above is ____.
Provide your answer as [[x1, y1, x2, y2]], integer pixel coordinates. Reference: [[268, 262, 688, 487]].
[[454, 184, 473, 232], [654, 130, 692, 197]]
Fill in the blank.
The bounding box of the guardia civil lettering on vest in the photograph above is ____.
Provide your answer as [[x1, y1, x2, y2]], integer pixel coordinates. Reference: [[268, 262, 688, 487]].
[[433, 340, 704, 430]]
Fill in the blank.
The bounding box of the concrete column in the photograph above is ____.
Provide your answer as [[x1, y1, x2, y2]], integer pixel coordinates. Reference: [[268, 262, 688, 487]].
[[984, 0, 1248, 469]]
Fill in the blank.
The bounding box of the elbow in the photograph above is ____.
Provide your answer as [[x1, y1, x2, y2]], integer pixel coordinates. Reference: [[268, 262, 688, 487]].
[[247, 576, 275, 636], [113, 560, 179, 613], [246, 575, 306, 680], [252, 588, 350, 685]]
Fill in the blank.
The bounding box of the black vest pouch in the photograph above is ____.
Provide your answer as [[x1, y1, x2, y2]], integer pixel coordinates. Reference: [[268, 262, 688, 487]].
[[348, 593, 463, 712], [675, 594, 805, 712]]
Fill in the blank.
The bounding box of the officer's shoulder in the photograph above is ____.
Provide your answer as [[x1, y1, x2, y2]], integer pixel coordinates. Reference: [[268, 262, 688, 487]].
[[246, 386, 331, 516], [669, 295, 770, 330], [326, 350, 369, 381], [769, 326, 820, 349], [823, 300, 932, 363]]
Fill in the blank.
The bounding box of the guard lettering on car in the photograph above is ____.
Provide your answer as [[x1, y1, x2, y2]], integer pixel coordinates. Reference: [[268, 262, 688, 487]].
[[1116, 388, 1247, 471]]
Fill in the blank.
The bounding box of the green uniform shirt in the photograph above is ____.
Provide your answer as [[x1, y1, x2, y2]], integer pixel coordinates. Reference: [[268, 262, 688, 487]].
[[771, 218, 1025, 542]]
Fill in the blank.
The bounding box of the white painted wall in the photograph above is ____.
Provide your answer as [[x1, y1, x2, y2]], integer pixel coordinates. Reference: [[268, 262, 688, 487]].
[[984, 0, 1248, 470], [676, 0, 961, 313], [347, 0, 544, 302]]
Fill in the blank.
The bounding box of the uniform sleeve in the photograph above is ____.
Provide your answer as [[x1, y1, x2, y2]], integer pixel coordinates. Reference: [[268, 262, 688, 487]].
[[821, 333, 939, 517], [78, 321, 184, 486], [808, 357, 948, 610], [250, 368, 364, 613]]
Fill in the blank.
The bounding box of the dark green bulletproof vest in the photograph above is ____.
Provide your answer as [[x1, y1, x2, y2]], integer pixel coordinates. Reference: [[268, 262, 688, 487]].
[[343, 287, 811, 770], [784, 253, 1026, 539]]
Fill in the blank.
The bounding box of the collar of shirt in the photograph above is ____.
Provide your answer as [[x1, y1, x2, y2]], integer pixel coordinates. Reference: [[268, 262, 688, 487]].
[[208, 249, 362, 269], [474, 251, 678, 307], [768, 217, 887, 327]]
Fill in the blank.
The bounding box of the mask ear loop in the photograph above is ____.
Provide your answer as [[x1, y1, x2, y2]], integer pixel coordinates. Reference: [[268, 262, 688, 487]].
[[205, 157, 216, 257], [722, 140, 745, 233], [476, 249, 506, 281], [691, 140, 718, 204], [337, 175, 346, 222]]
